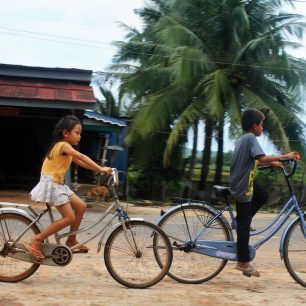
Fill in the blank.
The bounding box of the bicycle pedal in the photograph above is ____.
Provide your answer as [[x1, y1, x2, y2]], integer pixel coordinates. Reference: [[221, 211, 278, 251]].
[[72, 249, 89, 254]]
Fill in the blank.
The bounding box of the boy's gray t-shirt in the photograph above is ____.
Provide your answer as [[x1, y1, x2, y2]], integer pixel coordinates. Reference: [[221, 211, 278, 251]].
[[229, 133, 265, 202]]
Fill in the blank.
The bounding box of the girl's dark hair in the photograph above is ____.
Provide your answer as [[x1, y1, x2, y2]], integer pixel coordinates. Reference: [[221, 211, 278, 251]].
[[241, 109, 265, 132], [45, 115, 81, 159]]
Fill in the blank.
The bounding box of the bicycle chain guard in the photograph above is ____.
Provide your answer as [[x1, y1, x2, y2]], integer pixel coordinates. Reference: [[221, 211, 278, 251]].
[[6, 242, 73, 266]]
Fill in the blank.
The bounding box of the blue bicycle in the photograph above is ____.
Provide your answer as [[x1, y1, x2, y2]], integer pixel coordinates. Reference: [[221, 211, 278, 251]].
[[156, 159, 306, 287]]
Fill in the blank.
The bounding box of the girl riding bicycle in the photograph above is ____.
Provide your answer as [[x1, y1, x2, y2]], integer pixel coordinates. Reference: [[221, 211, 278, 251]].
[[24, 115, 112, 260]]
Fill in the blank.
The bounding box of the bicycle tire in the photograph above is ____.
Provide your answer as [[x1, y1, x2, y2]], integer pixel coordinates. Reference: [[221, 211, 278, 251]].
[[156, 204, 231, 284], [283, 216, 306, 288], [0, 213, 41, 282], [104, 220, 172, 288]]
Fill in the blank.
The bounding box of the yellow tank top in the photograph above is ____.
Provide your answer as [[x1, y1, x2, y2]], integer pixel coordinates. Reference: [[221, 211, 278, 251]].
[[41, 141, 72, 184]]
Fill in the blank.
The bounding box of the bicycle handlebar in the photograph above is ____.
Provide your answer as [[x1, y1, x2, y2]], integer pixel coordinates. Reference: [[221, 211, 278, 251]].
[[97, 168, 119, 186], [258, 159, 297, 178]]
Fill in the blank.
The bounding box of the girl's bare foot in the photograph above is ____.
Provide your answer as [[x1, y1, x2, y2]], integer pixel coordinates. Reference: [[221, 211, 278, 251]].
[[23, 236, 44, 260], [65, 239, 89, 252], [31, 236, 42, 250]]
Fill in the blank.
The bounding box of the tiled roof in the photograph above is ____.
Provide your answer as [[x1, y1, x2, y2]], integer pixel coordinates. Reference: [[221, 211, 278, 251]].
[[0, 78, 96, 103]]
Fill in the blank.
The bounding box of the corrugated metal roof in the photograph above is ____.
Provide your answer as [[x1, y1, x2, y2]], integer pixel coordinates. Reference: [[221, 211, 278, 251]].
[[84, 110, 127, 127], [0, 79, 96, 103], [0, 63, 93, 82]]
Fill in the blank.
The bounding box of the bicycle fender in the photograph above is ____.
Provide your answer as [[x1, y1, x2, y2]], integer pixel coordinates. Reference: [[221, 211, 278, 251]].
[[129, 217, 145, 221], [107, 218, 146, 232], [104, 218, 145, 233], [0, 207, 44, 232], [97, 217, 146, 248], [156, 203, 234, 241], [279, 212, 306, 259]]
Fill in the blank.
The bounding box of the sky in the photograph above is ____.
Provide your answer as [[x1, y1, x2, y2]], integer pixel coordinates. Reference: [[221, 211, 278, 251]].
[[0, 0, 305, 153], [0, 1, 305, 71], [0, 0, 144, 71]]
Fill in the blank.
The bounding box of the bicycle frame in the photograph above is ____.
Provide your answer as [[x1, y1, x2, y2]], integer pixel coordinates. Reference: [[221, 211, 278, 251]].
[[193, 161, 306, 251], [52, 192, 129, 252], [0, 184, 141, 254], [189, 194, 304, 250], [0, 169, 173, 288]]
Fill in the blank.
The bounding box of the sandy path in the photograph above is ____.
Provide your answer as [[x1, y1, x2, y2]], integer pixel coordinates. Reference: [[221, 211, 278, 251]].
[[0, 192, 305, 306]]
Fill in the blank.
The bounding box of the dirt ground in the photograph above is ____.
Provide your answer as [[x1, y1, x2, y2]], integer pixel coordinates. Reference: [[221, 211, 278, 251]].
[[0, 191, 305, 306]]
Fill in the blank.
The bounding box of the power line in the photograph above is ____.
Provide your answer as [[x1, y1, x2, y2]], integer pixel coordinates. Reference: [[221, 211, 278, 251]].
[[0, 26, 111, 46], [0, 28, 141, 58], [113, 48, 306, 72], [0, 27, 305, 73], [0, 30, 114, 50], [152, 130, 305, 142]]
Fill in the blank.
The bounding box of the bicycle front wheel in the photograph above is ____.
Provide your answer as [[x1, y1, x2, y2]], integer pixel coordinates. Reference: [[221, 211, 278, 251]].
[[283, 216, 306, 288], [157, 204, 231, 284], [0, 213, 41, 282], [104, 220, 172, 288]]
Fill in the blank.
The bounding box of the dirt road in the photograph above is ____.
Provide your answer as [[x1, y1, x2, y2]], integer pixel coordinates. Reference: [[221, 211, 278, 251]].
[[0, 192, 305, 306]]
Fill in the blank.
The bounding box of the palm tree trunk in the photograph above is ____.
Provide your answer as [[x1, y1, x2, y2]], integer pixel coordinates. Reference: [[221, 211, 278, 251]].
[[198, 117, 214, 194], [183, 122, 198, 198], [214, 118, 224, 185]]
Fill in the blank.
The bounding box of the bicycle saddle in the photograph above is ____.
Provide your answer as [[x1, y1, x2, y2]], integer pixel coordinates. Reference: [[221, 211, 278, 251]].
[[212, 185, 230, 197]]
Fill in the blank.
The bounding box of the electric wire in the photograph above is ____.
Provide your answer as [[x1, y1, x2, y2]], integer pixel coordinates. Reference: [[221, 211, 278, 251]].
[[0, 30, 114, 50], [0, 26, 112, 46], [0, 29, 305, 73]]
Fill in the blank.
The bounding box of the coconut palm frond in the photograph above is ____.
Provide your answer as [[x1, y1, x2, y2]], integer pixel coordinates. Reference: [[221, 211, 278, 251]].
[[232, 5, 250, 46], [198, 70, 236, 119], [163, 99, 206, 165], [154, 15, 205, 49], [267, 20, 306, 40], [127, 85, 190, 141], [169, 47, 214, 85]]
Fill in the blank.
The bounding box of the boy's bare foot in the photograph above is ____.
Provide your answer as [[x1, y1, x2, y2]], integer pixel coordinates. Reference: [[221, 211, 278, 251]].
[[235, 262, 260, 277]]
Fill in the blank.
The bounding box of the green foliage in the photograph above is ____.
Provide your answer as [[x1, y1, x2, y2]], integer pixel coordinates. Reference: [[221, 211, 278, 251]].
[[105, 0, 306, 200]]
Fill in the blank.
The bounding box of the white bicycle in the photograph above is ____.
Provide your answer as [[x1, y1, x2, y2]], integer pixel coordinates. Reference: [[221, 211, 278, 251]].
[[0, 169, 173, 288]]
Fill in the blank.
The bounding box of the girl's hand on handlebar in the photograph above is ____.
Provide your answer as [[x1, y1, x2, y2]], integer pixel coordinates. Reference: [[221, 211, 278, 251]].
[[100, 167, 113, 175]]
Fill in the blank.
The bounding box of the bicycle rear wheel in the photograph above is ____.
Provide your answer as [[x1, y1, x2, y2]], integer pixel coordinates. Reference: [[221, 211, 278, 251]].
[[283, 216, 306, 288], [156, 204, 231, 284], [0, 213, 41, 282], [104, 220, 172, 288]]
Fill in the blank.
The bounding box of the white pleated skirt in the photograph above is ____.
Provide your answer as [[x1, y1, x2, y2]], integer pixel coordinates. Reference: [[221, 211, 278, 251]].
[[30, 174, 74, 206]]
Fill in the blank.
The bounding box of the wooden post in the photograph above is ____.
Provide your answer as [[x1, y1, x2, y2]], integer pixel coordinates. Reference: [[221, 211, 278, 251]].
[[97, 136, 109, 185]]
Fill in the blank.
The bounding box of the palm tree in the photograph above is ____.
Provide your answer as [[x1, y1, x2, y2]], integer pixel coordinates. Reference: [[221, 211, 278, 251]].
[[91, 73, 127, 117], [108, 0, 306, 198], [183, 121, 199, 198]]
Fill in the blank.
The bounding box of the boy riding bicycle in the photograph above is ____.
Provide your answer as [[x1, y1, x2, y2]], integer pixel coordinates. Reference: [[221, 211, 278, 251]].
[[229, 108, 300, 277]]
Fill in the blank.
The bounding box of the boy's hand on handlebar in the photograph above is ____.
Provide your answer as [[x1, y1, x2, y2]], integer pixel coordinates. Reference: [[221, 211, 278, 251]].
[[294, 153, 301, 160], [271, 161, 283, 169], [285, 151, 301, 160]]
